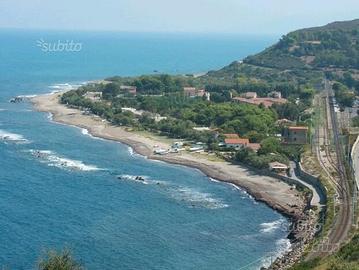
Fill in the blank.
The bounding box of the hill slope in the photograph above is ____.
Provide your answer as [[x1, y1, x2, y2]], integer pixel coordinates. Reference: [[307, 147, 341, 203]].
[[244, 19, 359, 70], [204, 19, 359, 92]]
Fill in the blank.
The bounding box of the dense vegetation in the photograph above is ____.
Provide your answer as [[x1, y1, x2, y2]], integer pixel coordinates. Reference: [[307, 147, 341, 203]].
[[234, 138, 302, 169], [61, 85, 278, 144], [291, 233, 359, 270], [38, 249, 83, 270], [245, 19, 359, 70], [206, 19, 359, 102], [332, 82, 355, 108]]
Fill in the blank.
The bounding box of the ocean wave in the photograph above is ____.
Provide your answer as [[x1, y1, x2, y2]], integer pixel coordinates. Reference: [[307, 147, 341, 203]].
[[115, 174, 227, 209], [260, 218, 286, 234], [0, 109, 7, 112], [126, 146, 146, 159], [81, 128, 89, 136], [16, 94, 38, 99], [170, 186, 229, 209], [127, 147, 134, 155], [79, 128, 104, 141], [227, 184, 257, 202], [275, 238, 292, 256], [260, 238, 292, 269], [117, 174, 149, 184], [209, 177, 220, 183], [49, 83, 72, 89], [28, 149, 103, 172], [48, 83, 82, 93], [0, 130, 29, 143]]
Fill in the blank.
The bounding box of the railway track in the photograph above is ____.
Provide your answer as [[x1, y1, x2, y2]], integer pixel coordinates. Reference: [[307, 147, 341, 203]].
[[311, 82, 353, 256], [326, 87, 352, 246]]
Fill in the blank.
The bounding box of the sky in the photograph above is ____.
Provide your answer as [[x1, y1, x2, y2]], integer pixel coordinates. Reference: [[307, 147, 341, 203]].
[[0, 0, 358, 35]]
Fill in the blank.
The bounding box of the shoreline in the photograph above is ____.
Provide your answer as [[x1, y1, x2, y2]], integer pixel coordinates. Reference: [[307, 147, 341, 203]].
[[31, 90, 310, 269], [32, 92, 306, 218]]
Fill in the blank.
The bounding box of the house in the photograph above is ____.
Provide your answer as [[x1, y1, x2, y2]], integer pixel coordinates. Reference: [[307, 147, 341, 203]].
[[83, 91, 102, 101], [282, 126, 309, 144], [183, 87, 197, 97], [267, 91, 282, 99], [120, 85, 137, 95], [269, 162, 289, 173], [183, 87, 209, 100], [241, 92, 257, 99], [224, 138, 249, 150]]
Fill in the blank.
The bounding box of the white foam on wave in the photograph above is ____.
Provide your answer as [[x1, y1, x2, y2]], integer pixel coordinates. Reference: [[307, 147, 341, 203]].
[[116, 174, 228, 209], [126, 146, 146, 159], [0, 129, 29, 143], [226, 183, 257, 202], [81, 128, 89, 136], [49, 83, 72, 89], [260, 238, 292, 269], [49, 90, 61, 95], [47, 83, 78, 95], [260, 218, 286, 234], [28, 149, 103, 172], [275, 238, 292, 256], [15, 94, 38, 99], [128, 147, 134, 155], [170, 186, 229, 209], [117, 174, 149, 184], [79, 128, 104, 141], [48, 82, 83, 93], [209, 177, 220, 183]]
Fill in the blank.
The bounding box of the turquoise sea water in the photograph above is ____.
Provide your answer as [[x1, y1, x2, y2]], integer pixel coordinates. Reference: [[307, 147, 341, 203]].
[[0, 30, 290, 270]]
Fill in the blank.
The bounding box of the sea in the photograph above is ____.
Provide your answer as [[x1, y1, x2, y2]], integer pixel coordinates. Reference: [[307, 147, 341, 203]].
[[0, 29, 290, 270]]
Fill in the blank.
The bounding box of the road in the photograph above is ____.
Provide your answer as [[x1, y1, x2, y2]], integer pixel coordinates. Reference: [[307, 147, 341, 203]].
[[289, 162, 323, 207]]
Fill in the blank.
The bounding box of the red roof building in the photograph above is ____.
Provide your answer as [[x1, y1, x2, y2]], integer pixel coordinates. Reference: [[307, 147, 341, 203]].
[[224, 138, 249, 150]]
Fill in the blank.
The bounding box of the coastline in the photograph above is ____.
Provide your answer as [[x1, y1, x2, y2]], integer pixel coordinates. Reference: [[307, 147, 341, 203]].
[[31, 90, 310, 269], [31, 91, 306, 218]]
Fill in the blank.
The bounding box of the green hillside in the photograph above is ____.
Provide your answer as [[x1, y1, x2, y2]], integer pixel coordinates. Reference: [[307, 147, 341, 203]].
[[244, 19, 359, 70]]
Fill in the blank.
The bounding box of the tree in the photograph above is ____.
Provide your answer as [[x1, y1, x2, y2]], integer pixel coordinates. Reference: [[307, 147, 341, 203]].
[[235, 147, 253, 162], [102, 83, 121, 100], [245, 130, 265, 143], [258, 137, 281, 155], [333, 82, 355, 108], [272, 102, 300, 121], [352, 116, 359, 127], [38, 249, 83, 270]]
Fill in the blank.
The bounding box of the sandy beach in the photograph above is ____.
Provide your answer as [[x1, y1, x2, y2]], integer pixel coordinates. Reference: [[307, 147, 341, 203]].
[[31, 92, 307, 220]]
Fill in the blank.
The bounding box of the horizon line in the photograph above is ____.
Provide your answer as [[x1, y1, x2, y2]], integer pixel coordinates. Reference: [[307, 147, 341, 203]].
[[0, 26, 283, 36]]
